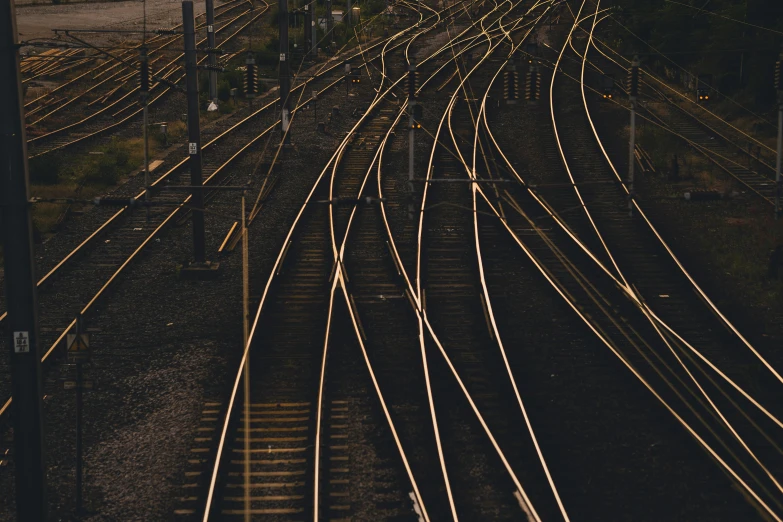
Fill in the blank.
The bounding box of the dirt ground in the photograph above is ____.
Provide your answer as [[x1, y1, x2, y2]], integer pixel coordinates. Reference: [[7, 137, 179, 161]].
[[15, 0, 207, 45]]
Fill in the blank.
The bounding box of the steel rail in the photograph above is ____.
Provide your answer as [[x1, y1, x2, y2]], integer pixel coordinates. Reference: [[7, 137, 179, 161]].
[[0, 21, 424, 422], [564, 10, 783, 387], [412, 3, 550, 520], [0, 8, 455, 332], [200, 3, 486, 517], [576, 3, 783, 498], [26, 2, 268, 155], [578, 34, 779, 183], [470, 2, 783, 517], [479, 28, 783, 466], [456, 7, 571, 520], [22, 0, 248, 113]]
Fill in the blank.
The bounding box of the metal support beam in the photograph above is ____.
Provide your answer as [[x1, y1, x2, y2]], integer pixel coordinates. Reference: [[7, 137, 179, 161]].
[[0, 0, 48, 517], [311, 5, 317, 58], [183, 0, 206, 262], [628, 56, 639, 217], [206, 0, 218, 102], [279, 0, 291, 144], [326, 0, 333, 45], [408, 59, 416, 220], [304, 4, 312, 57], [628, 99, 636, 216], [777, 103, 782, 219]]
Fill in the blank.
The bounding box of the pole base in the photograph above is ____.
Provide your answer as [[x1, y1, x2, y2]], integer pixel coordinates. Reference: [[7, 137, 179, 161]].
[[178, 261, 222, 280]]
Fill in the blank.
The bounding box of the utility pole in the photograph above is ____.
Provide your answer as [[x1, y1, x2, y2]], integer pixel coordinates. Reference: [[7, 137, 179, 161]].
[[183, 0, 207, 263], [311, 5, 317, 58], [408, 59, 418, 220], [326, 0, 333, 46], [0, 0, 48, 518], [627, 56, 640, 217], [344, 60, 351, 96], [775, 49, 783, 218], [241, 192, 250, 522], [279, 0, 291, 145], [304, 3, 311, 58], [71, 314, 89, 517], [206, 0, 218, 103], [142, 1, 151, 221], [140, 46, 151, 220], [347, 0, 352, 26]]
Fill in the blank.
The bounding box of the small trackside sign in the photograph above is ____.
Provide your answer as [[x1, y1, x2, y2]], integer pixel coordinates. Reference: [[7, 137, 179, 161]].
[[207, 24, 214, 32], [13, 331, 29, 353], [189, 142, 197, 155], [280, 53, 286, 62]]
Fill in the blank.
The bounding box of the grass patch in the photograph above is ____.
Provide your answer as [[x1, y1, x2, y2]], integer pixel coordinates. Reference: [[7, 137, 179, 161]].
[[28, 126, 185, 234]]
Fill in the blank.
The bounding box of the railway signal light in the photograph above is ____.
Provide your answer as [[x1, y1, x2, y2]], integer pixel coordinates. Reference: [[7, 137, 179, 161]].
[[627, 56, 640, 99], [351, 69, 361, 84], [602, 74, 614, 99], [696, 73, 712, 104], [245, 54, 257, 97], [413, 102, 423, 120], [525, 41, 538, 64], [525, 65, 540, 101], [407, 61, 418, 99], [139, 47, 150, 96], [504, 63, 518, 102]]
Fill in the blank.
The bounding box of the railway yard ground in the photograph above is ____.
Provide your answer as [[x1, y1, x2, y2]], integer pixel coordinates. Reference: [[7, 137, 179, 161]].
[[2, 0, 783, 520], [16, 0, 207, 42]]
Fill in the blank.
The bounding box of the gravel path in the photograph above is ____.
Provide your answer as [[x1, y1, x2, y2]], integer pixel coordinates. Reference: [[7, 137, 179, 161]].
[[16, 0, 208, 43], [0, 51, 375, 520]]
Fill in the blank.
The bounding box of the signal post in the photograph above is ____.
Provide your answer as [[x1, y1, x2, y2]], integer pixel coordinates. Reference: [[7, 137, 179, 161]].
[[0, 0, 48, 518], [408, 59, 420, 220], [775, 50, 783, 218], [627, 56, 640, 217]]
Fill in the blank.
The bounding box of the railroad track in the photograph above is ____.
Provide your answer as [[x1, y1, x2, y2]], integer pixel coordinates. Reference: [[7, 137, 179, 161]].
[[567, 27, 780, 206], [199, 2, 552, 519], [0, 2, 470, 425], [25, 0, 268, 158], [462, 1, 783, 518], [21, 0, 249, 101]]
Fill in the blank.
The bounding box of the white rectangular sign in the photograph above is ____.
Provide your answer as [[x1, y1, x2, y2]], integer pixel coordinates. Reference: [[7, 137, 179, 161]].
[[189, 142, 197, 155], [13, 331, 29, 353]]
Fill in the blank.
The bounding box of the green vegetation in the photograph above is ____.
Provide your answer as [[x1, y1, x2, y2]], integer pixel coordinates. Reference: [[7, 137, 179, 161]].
[[28, 121, 186, 234], [606, 0, 783, 111]]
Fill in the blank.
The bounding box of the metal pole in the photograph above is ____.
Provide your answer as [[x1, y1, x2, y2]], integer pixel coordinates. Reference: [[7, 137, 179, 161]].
[[628, 56, 639, 217], [142, 48, 150, 221], [311, 7, 317, 58], [347, 0, 351, 26], [304, 4, 311, 57], [326, 0, 333, 45], [142, 6, 151, 222], [75, 314, 84, 515], [628, 99, 636, 216], [776, 103, 782, 219], [408, 106, 415, 220], [206, 0, 218, 103], [0, 0, 47, 517], [279, 0, 291, 144], [408, 60, 416, 220], [241, 194, 250, 522], [183, 0, 206, 263]]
